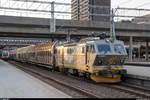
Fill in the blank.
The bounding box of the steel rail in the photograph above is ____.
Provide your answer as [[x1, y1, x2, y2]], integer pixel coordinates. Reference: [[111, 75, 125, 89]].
[[100, 84, 150, 98], [66, 71, 150, 98], [9, 61, 101, 98]]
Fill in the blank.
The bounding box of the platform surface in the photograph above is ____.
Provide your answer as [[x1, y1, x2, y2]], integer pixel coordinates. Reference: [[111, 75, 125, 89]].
[[0, 59, 71, 98], [126, 62, 150, 65], [124, 65, 150, 78]]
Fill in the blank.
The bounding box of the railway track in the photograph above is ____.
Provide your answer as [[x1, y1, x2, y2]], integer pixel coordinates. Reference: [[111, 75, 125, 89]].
[[8, 61, 150, 98], [68, 72, 150, 98], [100, 84, 150, 98], [8, 61, 101, 98], [62, 69, 150, 98]]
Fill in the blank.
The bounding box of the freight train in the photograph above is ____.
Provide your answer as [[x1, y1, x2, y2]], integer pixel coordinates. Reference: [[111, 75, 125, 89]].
[[9, 34, 127, 83]]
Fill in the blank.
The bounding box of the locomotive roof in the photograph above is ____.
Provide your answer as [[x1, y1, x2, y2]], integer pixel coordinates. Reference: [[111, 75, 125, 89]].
[[79, 37, 100, 43], [61, 38, 100, 47], [63, 42, 77, 47], [62, 38, 124, 47]]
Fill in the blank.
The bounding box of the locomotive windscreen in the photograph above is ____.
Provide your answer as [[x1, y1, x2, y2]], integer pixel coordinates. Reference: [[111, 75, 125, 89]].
[[97, 44, 111, 54], [114, 44, 126, 54], [96, 42, 126, 55]]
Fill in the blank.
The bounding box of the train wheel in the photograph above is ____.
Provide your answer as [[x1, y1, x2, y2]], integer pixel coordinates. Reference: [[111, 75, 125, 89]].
[[86, 73, 91, 80], [121, 74, 126, 82], [62, 68, 68, 75], [73, 69, 79, 77], [56, 67, 60, 72], [82, 73, 90, 81]]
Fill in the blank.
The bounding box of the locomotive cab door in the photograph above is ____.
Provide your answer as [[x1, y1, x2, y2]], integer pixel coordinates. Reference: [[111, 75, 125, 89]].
[[85, 44, 95, 71], [62, 47, 64, 66], [85, 45, 90, 70]]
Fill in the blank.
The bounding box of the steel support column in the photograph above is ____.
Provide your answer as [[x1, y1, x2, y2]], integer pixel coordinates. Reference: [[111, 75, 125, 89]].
[[129, 36, 133, 62], [50, 1, 55, 33], [138, 46, 140, 61], [146, 41, 149, 61]]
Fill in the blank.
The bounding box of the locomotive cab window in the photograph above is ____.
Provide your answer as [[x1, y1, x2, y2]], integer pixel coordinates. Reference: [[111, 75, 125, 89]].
[[97, 44, 111, 54], [91, 45, 95, 53], [114, 44, 126, 54], [86, 45, 95, 53], [82, 47, 85, 53]]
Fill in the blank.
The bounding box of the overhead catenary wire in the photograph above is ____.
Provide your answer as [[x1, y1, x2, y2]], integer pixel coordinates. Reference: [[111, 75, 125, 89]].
[[135, 2, 150, 8]]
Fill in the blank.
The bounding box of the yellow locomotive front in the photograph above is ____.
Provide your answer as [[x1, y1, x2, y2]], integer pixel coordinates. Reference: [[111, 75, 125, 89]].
[[88, 40, 127, 83]]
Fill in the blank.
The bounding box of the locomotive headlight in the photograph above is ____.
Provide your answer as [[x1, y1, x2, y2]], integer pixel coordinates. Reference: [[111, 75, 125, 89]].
[[120, 59, 124, 64], [98, 60, 102, 64], [94, 59, 103, 66]]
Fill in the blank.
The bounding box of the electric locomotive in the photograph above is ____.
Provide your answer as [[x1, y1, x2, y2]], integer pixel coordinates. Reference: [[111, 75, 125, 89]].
[[55, 33, 127, 83]]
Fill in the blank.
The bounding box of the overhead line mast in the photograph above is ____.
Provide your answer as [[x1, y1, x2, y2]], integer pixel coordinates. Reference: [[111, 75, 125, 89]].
[[110, 8, 116, 42]]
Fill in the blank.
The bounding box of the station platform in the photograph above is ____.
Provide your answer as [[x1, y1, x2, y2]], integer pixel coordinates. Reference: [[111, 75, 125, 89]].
[[124, 65, 150, 80], [124, 65, 150, 89], [0, 59, 71, 98], [125, 65, 150, 78], [125, 62, 150, 67]]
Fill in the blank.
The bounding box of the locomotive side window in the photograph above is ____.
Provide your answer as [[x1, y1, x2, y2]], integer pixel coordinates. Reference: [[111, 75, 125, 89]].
[[114, 44, 126, 54], [55, 49, 57, 54], [58, 49, 60, 54], [97, 44, 111, 54], [67, 47, 74, 54], [86, 45, 95, 53], [88, 45, 91, 52], [82, 47, 85, 53], [91, 45, 95, 53], [67, 48, 70, 54], [87, 45, 91, 52]]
